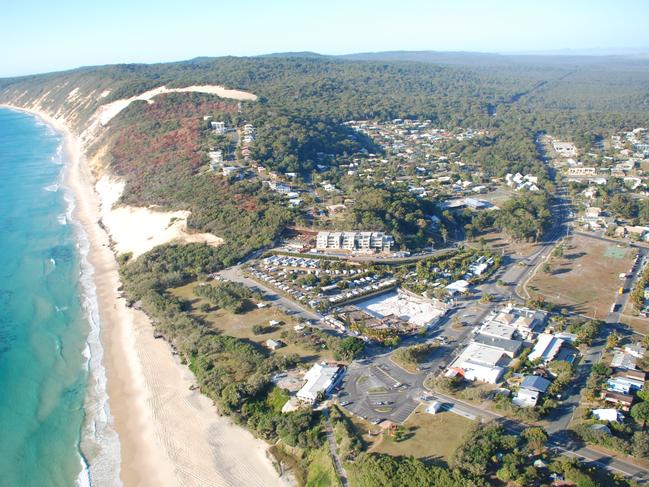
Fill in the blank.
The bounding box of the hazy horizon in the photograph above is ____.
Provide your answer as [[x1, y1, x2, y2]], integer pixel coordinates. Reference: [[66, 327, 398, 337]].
[[2, 0, 649, 77]]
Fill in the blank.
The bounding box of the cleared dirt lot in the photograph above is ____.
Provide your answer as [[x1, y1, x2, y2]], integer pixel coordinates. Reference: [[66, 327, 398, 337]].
[[527, 235, 636, 319], [474, 230, 539, 257]]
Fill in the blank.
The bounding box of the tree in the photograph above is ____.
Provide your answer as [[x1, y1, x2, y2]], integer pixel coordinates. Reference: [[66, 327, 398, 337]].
[[440, 226, 449, 244], [480, 293, 494, 303], [542, 263, 552, 274], [631, 401, 649, 428], [633, 431, 649, 459], [606, 333, 620, 350], [637, 382, 649, 402], [522, 427, 548, 455]]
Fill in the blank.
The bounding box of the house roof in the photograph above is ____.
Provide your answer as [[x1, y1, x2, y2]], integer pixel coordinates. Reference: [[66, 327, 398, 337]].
[[592, 408, 623, 422], [529, 333, 564, 362], [611, 351, 637, 370], [521, 375, 552, 393], [603, 390, 634, 404]]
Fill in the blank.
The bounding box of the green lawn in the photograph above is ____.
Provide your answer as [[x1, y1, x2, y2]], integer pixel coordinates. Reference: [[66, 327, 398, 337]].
[[372, 406, 475, 464], [170, 281, 334, 363], [306, 446, 341, 487]]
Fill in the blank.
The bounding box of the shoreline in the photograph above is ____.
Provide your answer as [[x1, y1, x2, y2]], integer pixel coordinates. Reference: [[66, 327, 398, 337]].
[[1, 104, 291, 487]]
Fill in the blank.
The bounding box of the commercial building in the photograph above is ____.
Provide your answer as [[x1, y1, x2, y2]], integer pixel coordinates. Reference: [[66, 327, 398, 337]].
[[315, 231, 395, 253], [472, 333, 523, 358], [296, 363, 344, 404], [481, 304, 546, 340], [449, 343, 508, 384]]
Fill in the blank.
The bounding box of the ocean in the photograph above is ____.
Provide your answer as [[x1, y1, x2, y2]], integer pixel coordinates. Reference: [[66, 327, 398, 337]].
[[0, 108, 120, 486]]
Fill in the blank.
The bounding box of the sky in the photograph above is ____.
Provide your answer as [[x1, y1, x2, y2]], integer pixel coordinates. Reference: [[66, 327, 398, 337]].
[[2, 0, 649, 77]]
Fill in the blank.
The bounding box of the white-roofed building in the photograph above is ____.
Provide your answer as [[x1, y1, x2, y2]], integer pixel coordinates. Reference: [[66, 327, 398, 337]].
[[315, 231, 394, 253], [449, 342, 508, 384], [529, 333, 564, 363], [513, 388, 540, 408], [296, 363, 344, 404], [611, 351, 637, 370], [592, 408, 624, 423], [446, 279, 470, 295], [479, 320, 517, 340]]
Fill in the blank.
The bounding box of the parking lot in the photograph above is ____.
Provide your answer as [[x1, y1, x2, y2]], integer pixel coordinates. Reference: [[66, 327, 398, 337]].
[[338, 357, 421, 424]]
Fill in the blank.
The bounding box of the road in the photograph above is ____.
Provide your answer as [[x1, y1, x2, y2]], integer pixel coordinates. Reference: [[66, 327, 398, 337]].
[[430, 390, 649, 483]]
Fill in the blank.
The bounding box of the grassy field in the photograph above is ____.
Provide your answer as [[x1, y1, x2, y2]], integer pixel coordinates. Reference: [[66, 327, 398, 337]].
[[370, 405, 475, 464], [306, 446, 341, 487], [527, 235, 636, 319], [471, 230, 540, 258], [620, 298, 649, 335], [170, 281, 334, 363]]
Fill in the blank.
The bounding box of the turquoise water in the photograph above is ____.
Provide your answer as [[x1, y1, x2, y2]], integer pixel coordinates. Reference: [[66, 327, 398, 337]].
[[0, 109, 92, 486]]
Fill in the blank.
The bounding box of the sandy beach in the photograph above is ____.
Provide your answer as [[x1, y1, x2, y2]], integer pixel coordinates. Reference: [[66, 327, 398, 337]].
[[2, 104, 291, 487]]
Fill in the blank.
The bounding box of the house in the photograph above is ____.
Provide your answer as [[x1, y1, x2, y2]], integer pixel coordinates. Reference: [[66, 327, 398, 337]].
[[465, 198, 490, 210], [624, 342, 647, 358], [619, 369, 647, 381], [582, 207, 602, 224], [211, 121, 226, 134], [513, 375, 552, 408], [553, 141, 578, 157], [602, 390, 634, 411], [513, 387, 540, 408], [265, 339, 284, 351], [554, 332, 578, 344], [611, 351, 637, 370], [529, 333, 564, 363], [607, 376, 644, 394], [592, 408, 624, 423], [222, 166, 240, 177], [520, 375, 551, 393], [296, 363, 344, 403]]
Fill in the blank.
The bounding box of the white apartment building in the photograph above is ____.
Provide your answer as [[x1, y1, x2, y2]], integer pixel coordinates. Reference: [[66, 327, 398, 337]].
[[316, 231, 395, 252]]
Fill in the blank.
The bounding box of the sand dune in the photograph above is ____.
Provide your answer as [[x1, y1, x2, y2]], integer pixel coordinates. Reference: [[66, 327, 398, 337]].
[[95, 176, 223, 259], [97, 85, 258, 126]]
